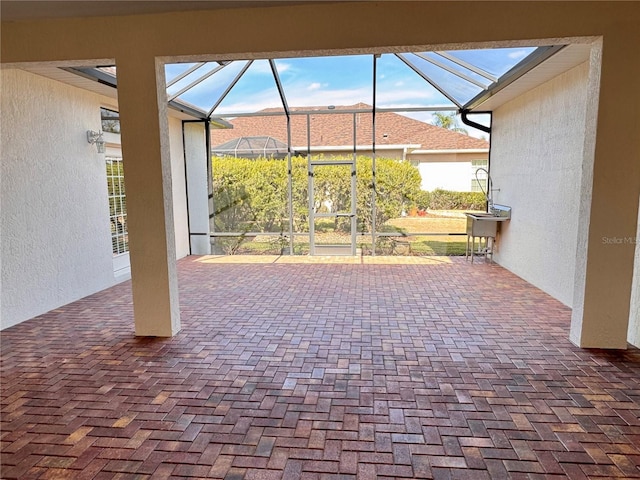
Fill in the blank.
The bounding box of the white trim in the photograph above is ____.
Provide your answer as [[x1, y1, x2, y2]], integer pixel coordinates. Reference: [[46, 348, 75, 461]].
[[113, 252, 131, 282]]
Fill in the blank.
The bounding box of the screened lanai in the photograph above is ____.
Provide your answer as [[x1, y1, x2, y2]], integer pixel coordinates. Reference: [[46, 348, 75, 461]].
[[70, 44, 571, 256]]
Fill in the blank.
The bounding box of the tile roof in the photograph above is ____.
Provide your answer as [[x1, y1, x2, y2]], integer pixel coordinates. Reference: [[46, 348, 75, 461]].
[[211, 103, 489, 151]]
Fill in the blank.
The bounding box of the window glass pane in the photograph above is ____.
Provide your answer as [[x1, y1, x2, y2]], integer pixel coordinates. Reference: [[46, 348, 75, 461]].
[[471, 159, 489, 192], [214, 60, 283, 115], [275, 55, 373, 108], [417, 52, 492, 88], [164, 62, 200, 84], [402, 53, 483, 106], [101, 107, 120, 133], [106, 156, 128, 256], [169, 61, 249, 111], [376, 54, 455, 109]]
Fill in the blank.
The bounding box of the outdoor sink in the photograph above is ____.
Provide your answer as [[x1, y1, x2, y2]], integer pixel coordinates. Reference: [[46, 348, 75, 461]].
[[465, 205, 512, 263], [466, 214, 500, 237], [466, 205, 511, 236]]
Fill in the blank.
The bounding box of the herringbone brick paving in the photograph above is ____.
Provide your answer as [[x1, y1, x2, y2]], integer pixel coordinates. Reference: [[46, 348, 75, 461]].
[[1, 256, 639, 479]]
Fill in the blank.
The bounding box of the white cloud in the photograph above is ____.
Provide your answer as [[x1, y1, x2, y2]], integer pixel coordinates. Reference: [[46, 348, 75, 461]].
[[507, 49, 529, 60], [394, 81, 405, 87], [307, 82, 324, 91], [246, 60, 293, 75], [276, 62, 292, 74]]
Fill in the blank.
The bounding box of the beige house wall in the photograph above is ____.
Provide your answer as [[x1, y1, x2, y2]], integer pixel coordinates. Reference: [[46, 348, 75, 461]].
[[411, 151, 489, 192], [491, 62, 588, 308], [0, 69, 190, 329], [1, 69, 116, 329], [2, 1, 639, 346], [303, 149, 489, 192]]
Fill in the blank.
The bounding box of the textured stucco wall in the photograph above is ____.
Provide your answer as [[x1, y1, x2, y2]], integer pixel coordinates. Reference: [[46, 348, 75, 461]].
[[490, 62, 589, 307], [629, 198, 640, 347], [168, 116, 189, 259], [184, 123, 211, 255], [1, 69, 115, 328]]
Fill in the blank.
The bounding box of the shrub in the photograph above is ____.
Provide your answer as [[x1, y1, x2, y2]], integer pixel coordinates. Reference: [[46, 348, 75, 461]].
[[427, 189, 486, 210], [414, 190, 432, 211], [212, 155, 422, 234]]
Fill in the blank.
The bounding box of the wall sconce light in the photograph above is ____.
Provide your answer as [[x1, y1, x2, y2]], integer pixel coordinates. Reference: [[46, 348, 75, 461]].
[[87, 130, 106, 154]]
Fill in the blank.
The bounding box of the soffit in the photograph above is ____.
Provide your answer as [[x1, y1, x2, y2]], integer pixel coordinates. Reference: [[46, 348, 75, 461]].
[[0, 1, 326, 21], [472, 44, 592, 111]]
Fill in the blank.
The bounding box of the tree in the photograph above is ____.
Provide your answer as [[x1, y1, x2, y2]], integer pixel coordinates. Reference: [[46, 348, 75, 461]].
[[431, 111, 468, 135]]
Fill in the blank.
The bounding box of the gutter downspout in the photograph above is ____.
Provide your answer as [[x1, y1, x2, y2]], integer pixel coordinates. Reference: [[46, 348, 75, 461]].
[[459, 110, 493, 212], [460, 110, 491, 134]]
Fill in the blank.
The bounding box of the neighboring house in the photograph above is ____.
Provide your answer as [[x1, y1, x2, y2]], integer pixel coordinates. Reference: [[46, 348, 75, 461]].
[[211, 103, 490, 192]]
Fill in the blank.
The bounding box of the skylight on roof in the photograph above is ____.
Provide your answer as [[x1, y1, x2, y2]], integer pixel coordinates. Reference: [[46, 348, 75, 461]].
[[213, 59, 283, 115], [65, 45, 559, 120], [160, 46, 553, 117], [375, 53, 456, 110], [444, 47, 537, 78], [399, 52, 485, 107], [272, 55, 374, 111]]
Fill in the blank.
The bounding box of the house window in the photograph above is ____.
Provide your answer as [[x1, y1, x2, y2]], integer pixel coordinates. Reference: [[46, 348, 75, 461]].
[[106, 157, 128, 255], [102, 108, 127, 256], [471, 159, 489, 192], [101, 107, 120, 133]]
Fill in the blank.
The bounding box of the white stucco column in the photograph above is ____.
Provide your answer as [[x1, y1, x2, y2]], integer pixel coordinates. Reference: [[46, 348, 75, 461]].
[[628, 197, 640, 348], [570, 37, 640, 348], [184, 122, 212, 255], [116, 55, 180, 337]]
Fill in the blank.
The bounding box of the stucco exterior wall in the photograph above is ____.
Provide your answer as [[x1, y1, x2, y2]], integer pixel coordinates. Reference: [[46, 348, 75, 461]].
[[629, 198, 640, 347], [1, 69, 115, 329], [168, 116, 189, 259], [490, 62, 589, 307]]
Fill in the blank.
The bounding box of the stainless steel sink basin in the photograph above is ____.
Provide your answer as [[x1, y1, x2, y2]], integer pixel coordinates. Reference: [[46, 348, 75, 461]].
[[466, 214, 499, 237], [465, 205, 511, 263]]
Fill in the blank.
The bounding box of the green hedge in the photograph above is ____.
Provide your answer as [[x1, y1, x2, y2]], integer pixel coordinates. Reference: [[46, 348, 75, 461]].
[[423, 189, 486, 211], [212, 155, 423, 234]]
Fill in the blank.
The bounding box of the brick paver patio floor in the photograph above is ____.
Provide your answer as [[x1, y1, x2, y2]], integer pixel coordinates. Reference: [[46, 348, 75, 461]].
[[2, 256, 639, 479]]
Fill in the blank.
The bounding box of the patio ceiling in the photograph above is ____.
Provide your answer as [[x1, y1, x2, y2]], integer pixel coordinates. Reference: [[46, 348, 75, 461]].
[[65, 44, 569, 121]]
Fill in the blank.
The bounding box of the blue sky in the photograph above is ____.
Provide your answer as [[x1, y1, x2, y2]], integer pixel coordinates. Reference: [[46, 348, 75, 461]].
[[166, 47, 535, 138]]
